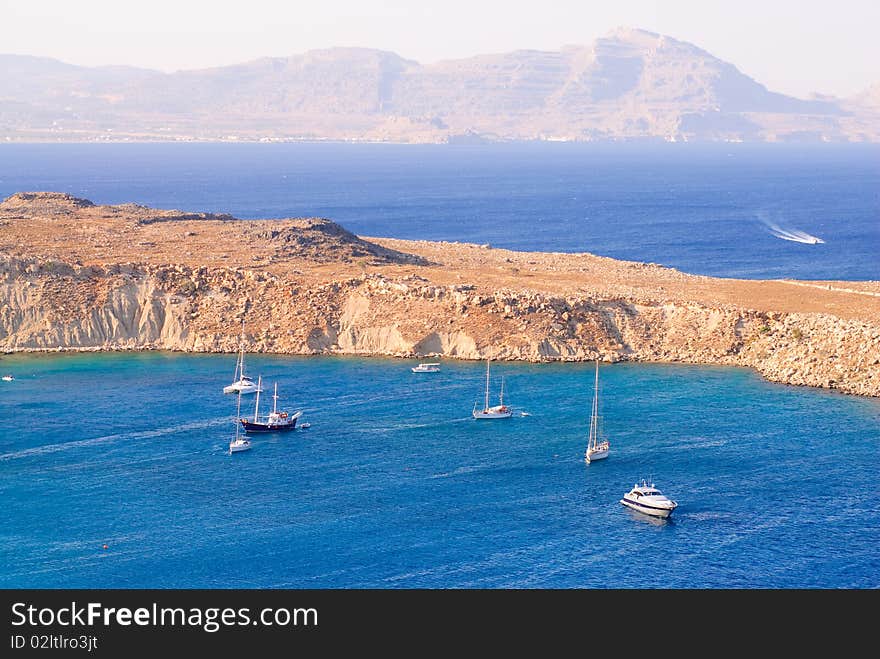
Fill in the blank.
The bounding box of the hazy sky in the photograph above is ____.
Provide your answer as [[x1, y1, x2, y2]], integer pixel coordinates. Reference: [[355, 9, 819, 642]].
[[1, 0, 876, 98]]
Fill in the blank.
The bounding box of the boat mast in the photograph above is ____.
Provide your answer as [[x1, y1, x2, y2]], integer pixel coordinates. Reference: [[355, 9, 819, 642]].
[[253, 375, 262, 421], [272, 382, 278, 415], [499, 376, 505, 407], [484, 360, 490, 411], [235, 390, 242, 440], [238, 319, 246, 381], [231, 336, 242, 383], [589, 360, 599, 449]]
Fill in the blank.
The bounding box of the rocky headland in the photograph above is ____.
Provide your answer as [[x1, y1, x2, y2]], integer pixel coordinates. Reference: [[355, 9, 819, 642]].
[[1, 191, 878, 397]]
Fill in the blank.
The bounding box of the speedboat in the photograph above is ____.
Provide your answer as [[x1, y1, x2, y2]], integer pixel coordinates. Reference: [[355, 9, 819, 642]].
[[228, 437, 252, 454], [620, 480, 678, 519], [411, 363, 440, 373], [1, 374, 13, 382]]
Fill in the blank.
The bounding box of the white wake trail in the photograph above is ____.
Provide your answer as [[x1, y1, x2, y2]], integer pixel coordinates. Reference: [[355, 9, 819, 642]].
[[757, 213, 825, 244], [0, 417, 230, 461]]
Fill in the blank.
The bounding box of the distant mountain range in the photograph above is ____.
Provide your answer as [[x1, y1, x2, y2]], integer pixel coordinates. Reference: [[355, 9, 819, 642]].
[[2, 27, 878, 143]]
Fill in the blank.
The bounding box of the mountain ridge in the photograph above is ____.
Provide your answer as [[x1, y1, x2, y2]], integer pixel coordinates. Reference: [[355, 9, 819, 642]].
[[1, 27, 877, 143]]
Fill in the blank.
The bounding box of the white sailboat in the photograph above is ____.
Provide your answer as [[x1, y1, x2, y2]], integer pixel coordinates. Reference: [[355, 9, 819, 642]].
[[223, 325, 262, 395], [584, 360, 610, 463], [472, 359, 513, 419], [228, 390, 252, 454]]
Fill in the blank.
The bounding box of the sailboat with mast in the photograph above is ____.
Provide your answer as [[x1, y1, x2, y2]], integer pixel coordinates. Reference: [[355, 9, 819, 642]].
[[240, 377, 302, 433], [472, 359, 513, 419], [584, 360, 610, 463], [228, 390, 252, 454], [223, 322, 262, 395]]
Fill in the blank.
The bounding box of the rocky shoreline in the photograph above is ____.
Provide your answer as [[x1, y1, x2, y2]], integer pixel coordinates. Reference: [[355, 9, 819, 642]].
[[1, 192, 878, 398]]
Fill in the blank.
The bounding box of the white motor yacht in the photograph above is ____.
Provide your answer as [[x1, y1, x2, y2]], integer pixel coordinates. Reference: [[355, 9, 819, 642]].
[[411, 363, 441, 373], [620, 480, 678, 519]]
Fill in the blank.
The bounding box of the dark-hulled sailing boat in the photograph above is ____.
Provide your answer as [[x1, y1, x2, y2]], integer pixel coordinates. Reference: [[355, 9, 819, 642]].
[[240, 377, 302, 433]]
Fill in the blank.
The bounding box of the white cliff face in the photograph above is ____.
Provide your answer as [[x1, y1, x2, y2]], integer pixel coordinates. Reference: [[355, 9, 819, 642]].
[[0, 277, 191, 350], [1, 261, 877, 398]]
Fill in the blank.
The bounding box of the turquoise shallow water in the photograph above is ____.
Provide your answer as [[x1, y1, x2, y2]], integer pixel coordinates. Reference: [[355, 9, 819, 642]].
[[1, 353, 878, 588]]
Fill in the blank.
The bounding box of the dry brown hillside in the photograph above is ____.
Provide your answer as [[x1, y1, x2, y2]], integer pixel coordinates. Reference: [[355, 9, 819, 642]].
[[1, 192, 878, 397]]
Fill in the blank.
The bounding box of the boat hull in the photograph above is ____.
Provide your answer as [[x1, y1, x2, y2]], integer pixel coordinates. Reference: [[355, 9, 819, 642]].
[[241, 409, 302, 433], [223, 383, 262, 395], [620, 497, 676, 519], [228, 440, 252, 453], [473, 409, 513, 419], [241, 419, 297, 433], [585, 447, 609, 463]]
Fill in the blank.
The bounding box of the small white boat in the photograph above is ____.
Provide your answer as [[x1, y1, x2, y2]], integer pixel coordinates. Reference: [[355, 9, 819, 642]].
[[584, 360, 610, 464], [411, 362, 441, 373], [472, 360, 513, 419], [1, 375, 13, 382], [620, 480, 678, 519], [228, 437, 252, 454], [228, 390, 252, 454]]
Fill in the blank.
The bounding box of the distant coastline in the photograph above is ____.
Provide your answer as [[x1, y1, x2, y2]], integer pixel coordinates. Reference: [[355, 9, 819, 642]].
[[3, 28, 878, 144], [0, 133, 840, 145]]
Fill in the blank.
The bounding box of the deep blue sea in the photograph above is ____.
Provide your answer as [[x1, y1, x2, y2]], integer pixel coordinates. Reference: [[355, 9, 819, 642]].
[[0, 143, 878, 589], [0, 142, 877, 279], [1, 353, 878, 588]]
